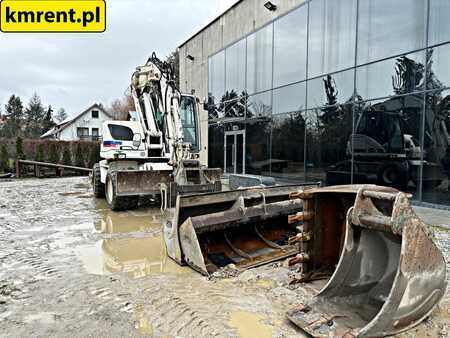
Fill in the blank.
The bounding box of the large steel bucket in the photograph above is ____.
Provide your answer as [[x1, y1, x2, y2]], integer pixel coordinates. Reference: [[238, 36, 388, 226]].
[[162, 184, 319, 275], [287, 186, 447, 337]]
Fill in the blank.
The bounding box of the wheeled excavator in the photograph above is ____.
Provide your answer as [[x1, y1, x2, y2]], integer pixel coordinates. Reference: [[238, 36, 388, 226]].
[[92, 53, 221, 211]]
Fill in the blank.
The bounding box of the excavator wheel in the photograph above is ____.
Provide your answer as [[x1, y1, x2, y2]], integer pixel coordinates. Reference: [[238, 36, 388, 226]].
[[105, 173, 139, 211], [92, 163, 105, 198]]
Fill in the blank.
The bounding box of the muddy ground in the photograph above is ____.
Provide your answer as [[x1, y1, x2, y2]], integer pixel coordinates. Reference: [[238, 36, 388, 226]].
[[0, 177, 448, 337]]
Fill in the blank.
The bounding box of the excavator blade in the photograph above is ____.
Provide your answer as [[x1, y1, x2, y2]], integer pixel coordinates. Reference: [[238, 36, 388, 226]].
[[162, 184, 319, 275], [115, 170, 172, 196], [287, 186, 447, 337]]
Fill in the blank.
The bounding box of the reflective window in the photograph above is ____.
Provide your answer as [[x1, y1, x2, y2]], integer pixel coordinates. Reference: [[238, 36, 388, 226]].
[[273, 5, 308, 87], [226, 38, 246, 96], [307, 69, 354, 109], [247, 91, 272, 119], [357, 0, 427, 65], [208, 51, 225, 104], [107, 125, 133, 141], [423, 88, 450, 204], [271, 112, 306, 180], [305, 105, 354, 184], [429, 0, 450, 46], [352, 95, 423, 196], [427, 44, 450, 91], [247, 24, 273, 94], [273, 82, 306, 115], [245, 119, 271, 175], [308, 0, 357, 78], [356, 51, 425, 100]]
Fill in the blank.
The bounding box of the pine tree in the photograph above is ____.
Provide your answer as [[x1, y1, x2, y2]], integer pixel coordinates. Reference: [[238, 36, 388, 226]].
[[0, 144, 10, 172], [47, 142, 59, 164], [35, 143, 44, 162], [62, 145, 72, 165], [24, 93, 46, 138], [3, 95, 24, 138], [74, 142, 85, 167], [16, 136, 25, 160], [42, 106, 56, 135]]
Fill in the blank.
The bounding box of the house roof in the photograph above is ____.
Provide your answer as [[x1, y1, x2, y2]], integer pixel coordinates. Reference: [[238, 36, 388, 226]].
[[41, 103, 113, 139], [178, 0, 242, 48]]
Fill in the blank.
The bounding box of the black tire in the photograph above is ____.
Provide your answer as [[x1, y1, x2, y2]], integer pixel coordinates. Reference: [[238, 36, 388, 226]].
[[377, 162, 409, 191], [105, 173, 139, 211], [92, 163, 105, 198]]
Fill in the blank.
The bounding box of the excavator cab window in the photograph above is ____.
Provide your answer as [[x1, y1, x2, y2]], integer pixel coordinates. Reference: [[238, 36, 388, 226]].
[[108, 124, 134, 141], [180, 96, 199, 152]]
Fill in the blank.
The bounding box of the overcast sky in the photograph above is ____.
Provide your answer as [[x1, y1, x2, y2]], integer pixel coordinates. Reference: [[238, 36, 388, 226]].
[[0, 0, 237, 116]]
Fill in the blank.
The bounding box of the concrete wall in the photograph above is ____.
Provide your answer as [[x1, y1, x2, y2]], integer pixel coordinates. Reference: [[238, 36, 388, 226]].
[[179, 0, 307, 165], [58, 107, 111, 141]]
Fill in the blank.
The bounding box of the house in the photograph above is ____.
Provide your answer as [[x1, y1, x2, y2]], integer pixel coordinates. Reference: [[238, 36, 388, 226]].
[[41, 103, 113, 141]]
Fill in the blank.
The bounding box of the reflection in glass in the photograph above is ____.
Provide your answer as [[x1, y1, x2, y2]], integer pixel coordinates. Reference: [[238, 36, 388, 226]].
[[307, 69, 354, 109], [427, 44, 450, 90], [208, 123, 225, 169], [356, 51, 425, 100], [306, 103, 353, 184], [208, 51, 225, 103], [422, 88, 450, 204], [271, 112, 306, 181], [226, 39, 246, 94], [247, 24, 273, 94], [308, 0, 357, 78], [247, 91, 272, 119], [349, 95, 424, 196], [273, 5, 308, 87], [245, 119, 271, 175], [429, 0, 450, 46], [273, 82, 306, 115], [357, 0, 426, 65]]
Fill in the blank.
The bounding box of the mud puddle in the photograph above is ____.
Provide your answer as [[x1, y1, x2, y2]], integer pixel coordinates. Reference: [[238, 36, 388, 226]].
[[0, 177, 448, 338]]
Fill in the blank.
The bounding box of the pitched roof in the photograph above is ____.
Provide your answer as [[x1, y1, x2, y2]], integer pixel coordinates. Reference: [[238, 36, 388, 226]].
[[40, 103, 113, 139]]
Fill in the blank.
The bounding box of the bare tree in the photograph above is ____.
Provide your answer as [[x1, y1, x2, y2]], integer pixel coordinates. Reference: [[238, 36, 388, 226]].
[[108, 95, 134, 120]]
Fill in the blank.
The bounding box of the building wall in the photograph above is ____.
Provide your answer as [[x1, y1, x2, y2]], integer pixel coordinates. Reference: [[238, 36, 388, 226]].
[[179, 0, 307, 164], [58, 107, 111, 141], [180, 0, 450, 207]]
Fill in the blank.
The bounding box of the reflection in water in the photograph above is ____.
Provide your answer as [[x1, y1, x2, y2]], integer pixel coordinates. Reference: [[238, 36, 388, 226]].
[[228, 311, 272, 338], [102, 236, 188, 278], [78, 201, 189, 278]]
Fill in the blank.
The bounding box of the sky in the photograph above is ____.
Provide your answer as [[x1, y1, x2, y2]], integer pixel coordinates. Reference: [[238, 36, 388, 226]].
[[0, 0, 237, 116]]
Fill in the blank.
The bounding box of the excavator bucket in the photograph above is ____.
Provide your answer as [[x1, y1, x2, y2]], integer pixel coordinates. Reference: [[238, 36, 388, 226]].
[[162, 184, 319, 275], [287, 186, 447, 337]]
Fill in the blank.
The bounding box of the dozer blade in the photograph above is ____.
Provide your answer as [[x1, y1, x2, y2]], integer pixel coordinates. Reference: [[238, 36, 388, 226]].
[[287, 186, 447, 337], [115, 170, 172, 196], [162, 183, 320, 275]]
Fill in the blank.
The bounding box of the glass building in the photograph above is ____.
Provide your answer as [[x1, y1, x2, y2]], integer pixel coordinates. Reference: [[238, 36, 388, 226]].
[[198, 0, 450, 206]]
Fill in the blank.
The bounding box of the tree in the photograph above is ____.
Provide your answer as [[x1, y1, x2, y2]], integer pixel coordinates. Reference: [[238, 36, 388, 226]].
[[55, 108, 68, 123], [62, 145, 72, 165], [24, 93, 46, 138], [3, 95, 24, 138], [166, 50, 180, 88], [15, 136, 25, 160], [42, 106, 56, 134], [0, 144, 10, 172], [35, 143, 45, 162], [109, 95, 134, 120]]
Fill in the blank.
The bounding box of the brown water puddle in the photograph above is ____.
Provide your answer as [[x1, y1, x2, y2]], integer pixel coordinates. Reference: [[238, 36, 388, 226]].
[[228, 311, 273, 338], [77, 236, 189, 278]]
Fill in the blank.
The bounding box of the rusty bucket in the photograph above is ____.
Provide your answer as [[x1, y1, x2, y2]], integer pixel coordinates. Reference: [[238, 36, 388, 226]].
[[162, 184, 319, 275], [287, 186, 447, 337]]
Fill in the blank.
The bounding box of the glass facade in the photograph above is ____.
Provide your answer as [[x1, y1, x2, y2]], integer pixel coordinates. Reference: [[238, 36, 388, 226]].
[[207, 0, 450, 206]]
